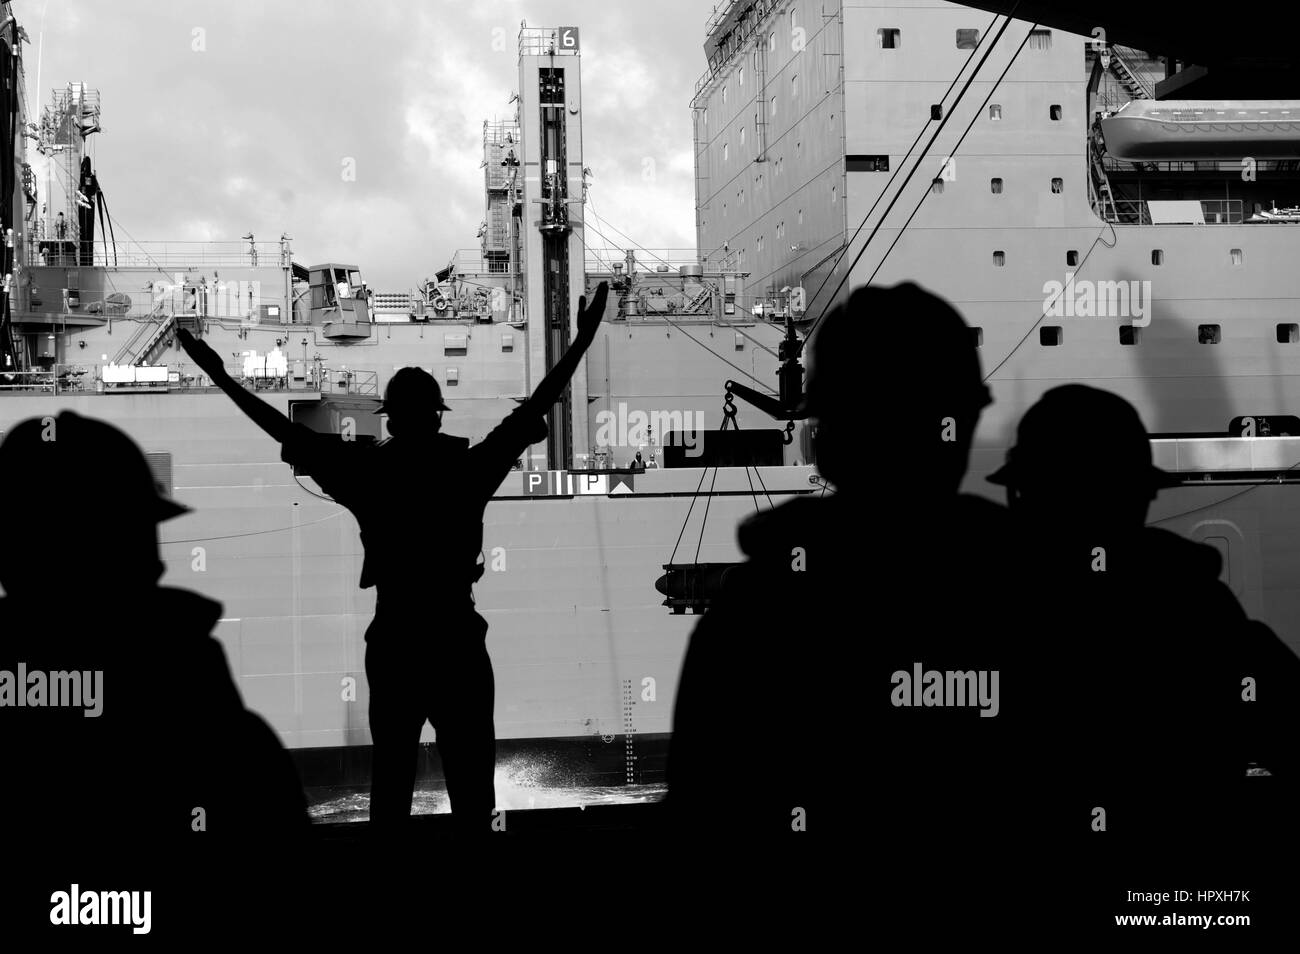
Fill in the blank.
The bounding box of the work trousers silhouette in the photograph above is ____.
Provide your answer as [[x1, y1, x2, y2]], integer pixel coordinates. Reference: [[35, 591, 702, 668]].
[[365, 605, 496, 832]]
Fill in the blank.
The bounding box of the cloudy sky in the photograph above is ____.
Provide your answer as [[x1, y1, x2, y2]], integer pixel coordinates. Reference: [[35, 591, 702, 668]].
[[13, 0, 707, 288]]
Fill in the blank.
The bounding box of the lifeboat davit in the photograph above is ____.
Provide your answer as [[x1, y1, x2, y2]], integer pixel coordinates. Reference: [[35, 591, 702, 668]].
[[1101, 100, 1300, 161]]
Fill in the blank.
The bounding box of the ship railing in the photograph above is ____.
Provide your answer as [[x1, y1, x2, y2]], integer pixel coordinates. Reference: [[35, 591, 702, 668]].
[[318, 368, 379, 397], [583, 249, 710, 273], [0, 361, 378, 396], [25, 240, 292, 270], [518, 27, 581, 57], [1107, 199, 1243, 225], [693, 0, 780, 105], [445, 250, 514, 276]]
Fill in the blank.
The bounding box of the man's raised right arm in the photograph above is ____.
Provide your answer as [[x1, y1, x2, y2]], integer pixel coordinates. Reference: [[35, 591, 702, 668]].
[[177, 329, 292, 444]]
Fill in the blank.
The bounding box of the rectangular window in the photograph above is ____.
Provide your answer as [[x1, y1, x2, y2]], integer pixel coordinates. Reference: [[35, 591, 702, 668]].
[[1028, 29, 1052, 50], [991, 177, 1003, 194], [501, 333, 515, 352], [878, 28, 900, 49], [989, 104, 1002, 120], [1152, 249, 1164, 265], [1119, 326, 1141, 346], [443, 333, 468, 356], [956, 29, 980, 50], [1051, 177, 1063, 193], [931, 104, 943, 120], [846, 155, 890, 172], [1040, 326, 1062, 346], [1050, 104, 1062, 120], [1198, 324, 1221, 344], [1231, 248, 1243, 265], [446, 367, 460, 385], [1066, 250, 1079, 266], [1278, 324, 1299, 344], [971, 327, 983, 347], [993, 250, 1006, 266]]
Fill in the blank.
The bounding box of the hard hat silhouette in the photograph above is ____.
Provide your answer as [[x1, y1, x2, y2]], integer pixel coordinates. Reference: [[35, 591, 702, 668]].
[[802, 282, 990, 418], [0, 411, 189, 524], [987, 384, 1180, 491], [374, 366, 450, 415]]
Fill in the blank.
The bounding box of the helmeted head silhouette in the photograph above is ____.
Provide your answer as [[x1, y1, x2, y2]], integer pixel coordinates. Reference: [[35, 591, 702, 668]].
[[0, 411, 187, 597], [988, 383, 1179, 529], [374, 366, 449, 436], [805, 282, 989, 496]]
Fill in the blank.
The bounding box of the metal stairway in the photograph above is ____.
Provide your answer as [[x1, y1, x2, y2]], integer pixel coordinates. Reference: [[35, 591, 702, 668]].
[[1110, 46, 1154, 101]]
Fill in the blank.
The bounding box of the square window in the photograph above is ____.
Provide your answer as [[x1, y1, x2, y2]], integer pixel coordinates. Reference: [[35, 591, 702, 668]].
[[1051, 177, 1063, 193], [1040, 326, 1062, 346], [993, 250, 1006, 266], [1119, 325, 1141, 346], [956, 29, 980, 50], [1198, 324, 1221, 344], [1066, 250, 1079, 266], [990, 178, 1003, 194], [1152, 249, 1164, 265], [989, 104, 1002, 120], [1278, 323, 1299, 344], [878, 28, 900, 49], [1050, 104, 1062, 120], [931, 179, 945, 194]]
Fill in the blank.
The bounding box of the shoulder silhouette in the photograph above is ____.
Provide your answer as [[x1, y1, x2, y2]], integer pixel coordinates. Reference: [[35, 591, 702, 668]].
[[669, 283, 1014, 836], [0, 412, 308, 844]]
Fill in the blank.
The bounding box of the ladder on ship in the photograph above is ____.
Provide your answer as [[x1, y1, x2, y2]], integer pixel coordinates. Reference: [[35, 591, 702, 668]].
[[682, 284, 713, 315], [1089, 148, 1119, 222], [1109, 46, 1154, 101], [112, 311, 186, 366]]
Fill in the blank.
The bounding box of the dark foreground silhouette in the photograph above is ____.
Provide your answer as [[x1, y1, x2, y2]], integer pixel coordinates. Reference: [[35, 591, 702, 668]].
[[991, 384, 1300, 838], [669, 283, 1017, 836], [178, 282, 608, 834], [0, 412, 308, 841]]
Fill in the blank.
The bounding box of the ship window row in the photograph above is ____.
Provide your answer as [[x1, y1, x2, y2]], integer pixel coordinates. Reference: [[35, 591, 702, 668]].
[[876, 28, 1050, 50], [932, 177, 1067, 194], [972, 323, 1300, 348], [989, 248, 1247, 268], [1149, 248, 1244, 265]]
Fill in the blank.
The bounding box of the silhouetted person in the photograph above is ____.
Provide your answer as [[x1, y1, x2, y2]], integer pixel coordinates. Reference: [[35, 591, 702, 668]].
[[0, 412, 309, 843], [989, 384, 1300, 838], [668, 283, 1015, 835], [177, 283, 608, 834]]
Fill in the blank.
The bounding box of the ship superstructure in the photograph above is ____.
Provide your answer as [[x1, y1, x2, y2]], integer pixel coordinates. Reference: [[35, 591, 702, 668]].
[[692, 0, 1300, 652]]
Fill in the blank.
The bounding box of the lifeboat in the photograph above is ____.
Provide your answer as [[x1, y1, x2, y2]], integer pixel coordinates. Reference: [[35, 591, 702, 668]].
[[1101, 100, 1300, 161]]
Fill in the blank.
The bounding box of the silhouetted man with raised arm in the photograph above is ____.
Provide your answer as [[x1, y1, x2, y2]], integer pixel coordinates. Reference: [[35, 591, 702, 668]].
[[668, 283, 1015, 836], [0, 412, 309, 843], [178, 282, 608, 834]]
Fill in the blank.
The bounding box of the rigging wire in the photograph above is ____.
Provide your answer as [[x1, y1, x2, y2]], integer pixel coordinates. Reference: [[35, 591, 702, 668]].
[[797, 9, 1005, 321], [804, 8, 1028, 340]]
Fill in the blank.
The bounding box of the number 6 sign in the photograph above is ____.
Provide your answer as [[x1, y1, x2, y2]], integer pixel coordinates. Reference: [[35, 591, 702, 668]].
[[558, 27, 580, 51]]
